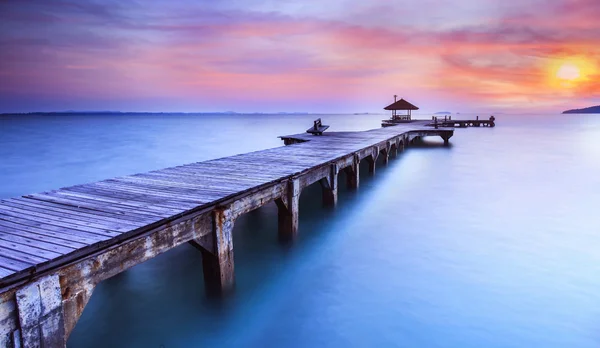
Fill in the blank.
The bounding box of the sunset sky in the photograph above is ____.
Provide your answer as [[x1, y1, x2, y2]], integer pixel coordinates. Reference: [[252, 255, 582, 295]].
[[1, 0, 599, 113]]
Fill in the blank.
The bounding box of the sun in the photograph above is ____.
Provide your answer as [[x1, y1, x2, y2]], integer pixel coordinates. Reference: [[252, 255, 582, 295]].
[[547, 57, 596, 88], [556, 63, 581, 81]]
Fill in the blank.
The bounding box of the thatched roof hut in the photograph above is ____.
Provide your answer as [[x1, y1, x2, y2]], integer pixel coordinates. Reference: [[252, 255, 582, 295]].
[[384, 96, 419, 120]]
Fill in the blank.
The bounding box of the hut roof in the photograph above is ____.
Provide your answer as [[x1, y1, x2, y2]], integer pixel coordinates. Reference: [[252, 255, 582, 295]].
[[384, 98, 419, 110]]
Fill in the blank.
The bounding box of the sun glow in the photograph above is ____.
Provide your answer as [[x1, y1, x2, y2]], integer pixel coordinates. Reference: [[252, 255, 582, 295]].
[[547, 57, 597, 88], [556, 63, 580, 80]]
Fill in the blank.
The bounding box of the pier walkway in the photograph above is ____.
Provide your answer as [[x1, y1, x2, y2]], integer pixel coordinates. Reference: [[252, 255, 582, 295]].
[[0, 122, 452, 347]]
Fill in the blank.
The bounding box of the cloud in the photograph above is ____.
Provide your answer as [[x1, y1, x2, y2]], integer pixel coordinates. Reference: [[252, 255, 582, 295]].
[[0, 0, 599, 112]]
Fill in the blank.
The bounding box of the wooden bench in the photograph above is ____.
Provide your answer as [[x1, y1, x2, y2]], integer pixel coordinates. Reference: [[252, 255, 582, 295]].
[[306, 118, 329, 135]]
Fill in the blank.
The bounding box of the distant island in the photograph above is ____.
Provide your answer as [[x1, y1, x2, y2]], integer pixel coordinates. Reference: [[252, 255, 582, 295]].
[[562, 105, 600, 114], [434, 111, 452, 115]]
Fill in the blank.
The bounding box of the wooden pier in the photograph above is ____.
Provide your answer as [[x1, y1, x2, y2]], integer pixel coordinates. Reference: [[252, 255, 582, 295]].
[[382, 116, 495, 128], [0, 122, 453, 347], [429, 116, 495, 128]]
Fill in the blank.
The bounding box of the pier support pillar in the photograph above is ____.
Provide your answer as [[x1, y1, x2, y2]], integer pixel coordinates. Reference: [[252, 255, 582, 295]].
[[201, 207, 236, 294], [382, 143, 391, 164], [15, 274, 66, 348], [440, 134, 452, 146], [344, 155, 360, 189], [319, 164, 338, 207], [366, 156, 375, 174], [396, 138, 404, 154], [275, 179, 300, 242], [367, 148, 378, 174]]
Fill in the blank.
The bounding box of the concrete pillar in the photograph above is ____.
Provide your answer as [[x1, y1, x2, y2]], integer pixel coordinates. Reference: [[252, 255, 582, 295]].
[[344, 155, 360, 189], [319, 164, 338, 207], [275, 179, 300, 242], [15, 274, 66, 348], [201, 207, 235, 294]]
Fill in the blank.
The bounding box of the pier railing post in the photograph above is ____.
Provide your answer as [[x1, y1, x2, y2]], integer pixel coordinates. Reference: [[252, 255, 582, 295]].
[[201, 207, 235, 295], [344, 154, 360, 189], [276, 179, 300, 242], [15, 274, 66, 348]]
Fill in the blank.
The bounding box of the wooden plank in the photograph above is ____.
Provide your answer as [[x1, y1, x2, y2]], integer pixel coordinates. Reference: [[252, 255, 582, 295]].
[[24, 193, 167, 220], [5, 198, 153, 226], [141, 170, 271, 185], [0, 218, 106, 245], [0, 201, 143, 231], [179, 162, 297, 176], [0, 229, 75, 254], [0, 239, 62, 261], [0, 267, 13, 278], [49, 190, 184, 216], [94, 180, 226, 201], [62, 185, 199, 210], [0, 246, 46, 265], [117, 175, 257, 192], [0, 220, 89, 248], [0, 255, 32, 272], [0, 203, 134, 234], [0, 208, 121, 238], [98, 179, 238, 200]]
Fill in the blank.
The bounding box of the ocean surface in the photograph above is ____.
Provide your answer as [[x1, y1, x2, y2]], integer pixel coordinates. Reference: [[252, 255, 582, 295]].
[[1, 112, 600, 347]]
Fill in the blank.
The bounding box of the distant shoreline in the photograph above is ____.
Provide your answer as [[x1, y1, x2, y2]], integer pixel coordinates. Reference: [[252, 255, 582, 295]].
[[562, 105, 600, 114], [0, 111, 386, 116]]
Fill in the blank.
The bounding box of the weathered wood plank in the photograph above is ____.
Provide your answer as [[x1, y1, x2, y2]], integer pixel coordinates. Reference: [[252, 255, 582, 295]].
[[5, 198, 153, 227], [94, 180, 227, 201], [0, 246, 49, 264], [0, 239, 62, 261], [0, 267, 14, 278], [50, 190, 184, 215], [0, 255, 34, 272], [63, 185, 200, 210], [0, 208, 121, 238], [24, 193, 167, 220], [0, 202, 134, 234], [0, 229, 76, 254], [0, 218, 105, 245]]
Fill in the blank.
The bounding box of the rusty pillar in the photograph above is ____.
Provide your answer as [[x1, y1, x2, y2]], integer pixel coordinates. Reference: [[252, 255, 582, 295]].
[[201, 207, 235, 295], [382, 143, 391, 164], [344, 155, 360, 189], [275, 179, 300, 242], [319, 164, 339, 207], [367, 147, 378, 174], [15, 274, 66, 348], [366, 156, 375, 174], [61, 276, 94, 342]]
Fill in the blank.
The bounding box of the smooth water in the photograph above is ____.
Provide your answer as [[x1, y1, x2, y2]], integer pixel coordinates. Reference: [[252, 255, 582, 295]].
[[1, 113, 600, 347]]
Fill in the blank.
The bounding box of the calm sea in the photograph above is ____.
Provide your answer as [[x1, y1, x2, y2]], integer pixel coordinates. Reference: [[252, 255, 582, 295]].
[[1, 113, 600, 347]]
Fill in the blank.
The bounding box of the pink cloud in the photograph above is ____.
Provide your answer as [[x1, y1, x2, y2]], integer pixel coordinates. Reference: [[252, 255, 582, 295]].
[[0, 0, 599, 112]]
